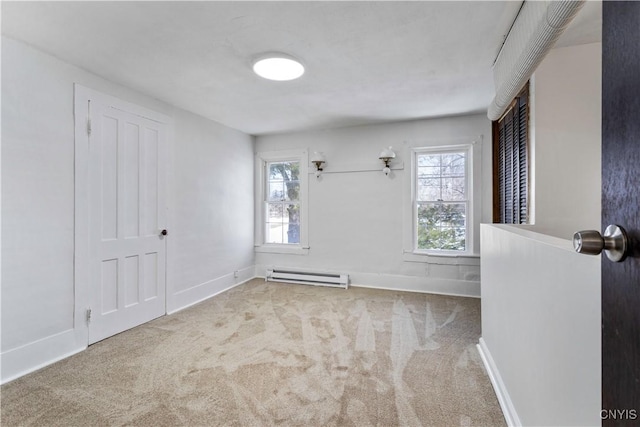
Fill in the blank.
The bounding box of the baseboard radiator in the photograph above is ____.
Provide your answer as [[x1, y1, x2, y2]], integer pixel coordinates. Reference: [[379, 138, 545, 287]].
[[266, 268, 349, 289]]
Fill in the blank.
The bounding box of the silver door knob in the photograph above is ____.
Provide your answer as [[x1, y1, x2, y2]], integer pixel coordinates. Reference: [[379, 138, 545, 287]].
[[573, 224, 628, 262]]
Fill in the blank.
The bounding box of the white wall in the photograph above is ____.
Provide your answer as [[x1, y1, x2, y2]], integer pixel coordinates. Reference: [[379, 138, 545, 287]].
[[479, 225, 600, 426], [255, 114, 492, 296], [530, 42, 602, 238], [477, 42, 603, 426], [1, 37, 254, 382], [168, 110, 255, 312]]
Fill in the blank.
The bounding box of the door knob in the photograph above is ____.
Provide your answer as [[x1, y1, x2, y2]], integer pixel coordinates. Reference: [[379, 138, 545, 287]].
[[160, 229, 168, 236], [573, 224, 628, 262]]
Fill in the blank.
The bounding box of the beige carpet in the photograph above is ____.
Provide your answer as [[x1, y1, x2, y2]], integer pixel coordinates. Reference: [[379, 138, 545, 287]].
[[1, 279, 505, 426]]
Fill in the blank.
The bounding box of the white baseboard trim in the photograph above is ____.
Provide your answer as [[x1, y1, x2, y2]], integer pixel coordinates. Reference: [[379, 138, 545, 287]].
[[167, 266, 256, 314], [253, 265, 479, 298], [2, 269, 257, 384], [1, 329, 86, 385], [350, 272, 480, 298], [1, 266, 475, 384], [477, 337, 521, 427]]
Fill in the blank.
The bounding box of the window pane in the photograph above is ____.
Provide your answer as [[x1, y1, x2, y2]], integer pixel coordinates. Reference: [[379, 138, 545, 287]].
[[417, 202, 466, 251], [269, 164, 284, 180], [285, 203, 300, 225], [268, 181, 284, 201], [418, 154, 441, 167], [441, 177, 466, 201], [441, 153, 465, 176], [266, 222, 284, 244], [268, 203, 284, 220], [417, 178, 441, 201], [283, 181, 300, 202], [269, 161, 299, 180], [417, 166, 440, 178], [265, 202, 300, 244], [288, 162, 300, 180], [417, 177, 441, 188], [285, 203, 300, 243]]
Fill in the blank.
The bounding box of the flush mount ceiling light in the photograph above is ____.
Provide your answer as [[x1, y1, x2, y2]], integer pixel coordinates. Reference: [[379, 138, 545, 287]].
[[252, 53, 305, 81]]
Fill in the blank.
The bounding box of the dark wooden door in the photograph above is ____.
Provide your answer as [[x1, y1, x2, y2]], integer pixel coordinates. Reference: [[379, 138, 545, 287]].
[[602, 1, 640, 424]]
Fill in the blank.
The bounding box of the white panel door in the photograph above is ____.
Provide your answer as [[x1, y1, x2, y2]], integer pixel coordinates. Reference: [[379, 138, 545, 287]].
[[87, 99, 167, 344]]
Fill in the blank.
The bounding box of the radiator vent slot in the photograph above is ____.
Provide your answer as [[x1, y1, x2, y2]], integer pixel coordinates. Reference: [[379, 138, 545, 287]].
[[266, 268, 349, 289]]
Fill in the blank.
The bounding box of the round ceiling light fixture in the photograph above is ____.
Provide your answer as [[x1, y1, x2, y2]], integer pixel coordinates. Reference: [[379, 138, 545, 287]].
[[252, 53, 305, 81]]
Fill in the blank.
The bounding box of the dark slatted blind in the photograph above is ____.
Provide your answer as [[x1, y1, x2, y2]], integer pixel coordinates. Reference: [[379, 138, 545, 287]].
[[493, 85, 529, 224]]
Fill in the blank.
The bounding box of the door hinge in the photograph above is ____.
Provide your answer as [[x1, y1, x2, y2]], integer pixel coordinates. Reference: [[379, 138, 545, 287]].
[[87, 118, 92, 136], [86, 308, 92, 323]]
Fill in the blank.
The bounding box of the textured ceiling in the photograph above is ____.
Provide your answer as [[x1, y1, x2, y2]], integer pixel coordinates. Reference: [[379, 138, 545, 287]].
[[1, 1, 600, 136]]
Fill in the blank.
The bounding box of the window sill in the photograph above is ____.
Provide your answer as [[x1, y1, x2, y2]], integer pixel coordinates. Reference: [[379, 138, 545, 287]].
[[402, 251, 480, 265], [255, 245, 309, 255]]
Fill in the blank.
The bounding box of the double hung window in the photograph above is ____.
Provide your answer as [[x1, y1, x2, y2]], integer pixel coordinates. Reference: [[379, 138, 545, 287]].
[[265, 161, 300, 244], [254, 150, 308, 254], [413, 146, 471, 253]]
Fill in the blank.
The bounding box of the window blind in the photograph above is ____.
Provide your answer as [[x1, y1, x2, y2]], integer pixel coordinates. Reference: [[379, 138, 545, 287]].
[[494, 86, 529, 224]]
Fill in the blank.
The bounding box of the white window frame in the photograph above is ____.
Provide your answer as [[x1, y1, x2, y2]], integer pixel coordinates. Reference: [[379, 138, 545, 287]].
[[254, 149, 309, 255], [408, 144, 475, 257]]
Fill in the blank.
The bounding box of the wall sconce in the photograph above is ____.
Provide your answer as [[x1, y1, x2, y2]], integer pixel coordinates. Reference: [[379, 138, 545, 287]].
[[310, 152, 326, 178], [379, 146, 396, 176]]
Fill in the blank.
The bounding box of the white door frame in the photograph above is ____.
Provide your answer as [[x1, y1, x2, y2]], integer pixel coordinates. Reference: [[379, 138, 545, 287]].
[[73, 84, 173, 344]]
